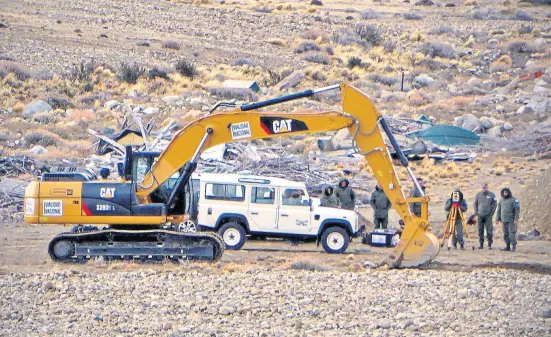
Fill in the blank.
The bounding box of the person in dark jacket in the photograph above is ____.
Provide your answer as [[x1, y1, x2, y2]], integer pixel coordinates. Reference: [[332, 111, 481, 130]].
[[496, 188, 520, 252], [335, 178, 355, 210], [445, 188, 468, 250], [474, 183, 497, 249], [320, 185, 340, 208], [370, 185, 392, 229], [409, 177, 426, 217]]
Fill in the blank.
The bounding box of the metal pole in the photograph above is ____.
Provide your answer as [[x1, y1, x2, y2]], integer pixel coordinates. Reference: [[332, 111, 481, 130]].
[[191, 128, 213, 163]]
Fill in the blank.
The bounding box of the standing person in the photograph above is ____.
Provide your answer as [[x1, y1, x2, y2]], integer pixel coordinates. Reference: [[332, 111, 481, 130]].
[[496, 188, 520, 252], [409, 177, 426, 217], [370, 185, 392, 229], [335, 178, 355, 210], [320, 185, 340, 208], [474, 183, 497, 249], [445, 188, 468, 250]]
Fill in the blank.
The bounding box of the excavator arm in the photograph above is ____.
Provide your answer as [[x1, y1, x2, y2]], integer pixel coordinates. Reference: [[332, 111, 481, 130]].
[[138, 83, 439, 268]]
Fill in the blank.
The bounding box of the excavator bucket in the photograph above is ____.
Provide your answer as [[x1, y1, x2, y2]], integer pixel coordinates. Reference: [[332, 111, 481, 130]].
[[341, 84, 440, 268]]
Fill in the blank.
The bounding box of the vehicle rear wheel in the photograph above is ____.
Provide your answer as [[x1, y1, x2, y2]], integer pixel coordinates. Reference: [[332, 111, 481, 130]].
[[321, 227, 350, 254], [218, 222, 247, 250]]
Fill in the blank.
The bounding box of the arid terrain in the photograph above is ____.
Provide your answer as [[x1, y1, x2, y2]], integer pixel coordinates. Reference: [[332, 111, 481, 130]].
[[1, 0, 551, 336]]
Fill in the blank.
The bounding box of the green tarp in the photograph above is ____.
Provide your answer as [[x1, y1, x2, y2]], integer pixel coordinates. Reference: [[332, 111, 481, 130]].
[[406, 125, 480, 146]]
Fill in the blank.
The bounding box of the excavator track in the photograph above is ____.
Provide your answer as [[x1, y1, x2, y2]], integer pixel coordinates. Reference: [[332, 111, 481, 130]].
[[48, 229, 225, 263]]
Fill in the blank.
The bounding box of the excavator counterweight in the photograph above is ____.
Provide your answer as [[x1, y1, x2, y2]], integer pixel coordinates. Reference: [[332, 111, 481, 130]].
[[24, 83, 439, 267]]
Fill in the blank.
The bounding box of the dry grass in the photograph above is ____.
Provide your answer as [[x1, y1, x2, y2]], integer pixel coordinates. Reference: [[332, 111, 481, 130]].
[[490, 55, 513, 73]]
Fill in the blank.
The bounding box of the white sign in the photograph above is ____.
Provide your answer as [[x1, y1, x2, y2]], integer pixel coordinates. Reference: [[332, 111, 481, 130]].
[[230, 122, 251, 140], [371, 234, 386, 245], [25, 198, 35, 215], [43, 200, 63, 217]]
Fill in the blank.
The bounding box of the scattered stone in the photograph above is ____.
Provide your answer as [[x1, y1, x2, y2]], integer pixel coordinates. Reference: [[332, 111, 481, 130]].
[[104, 100, 119, 110], [143, 107, 160, 115], [415, 74, 435, 87], [136, 41, 150, 47], [23, 100, 53, 118], [480, 116, 496, 129], [28, 145, 48, 155], [541, 308, 551, 319], [377, 321, 391, 329], [516, 106, 533, 115], [163, 322, 173, 330], [162, 96, 181, 104], [488, 39, 499, 48], [503, 122, 513, 131], [487, 125, 503, 137], [44, 282, 55, 291], [402, 319, 415, 329], [363, 261, 378, 268], [458, 114, 481, 131]]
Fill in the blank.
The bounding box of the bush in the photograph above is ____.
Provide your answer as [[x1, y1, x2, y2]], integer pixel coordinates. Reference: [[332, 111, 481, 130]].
[[417, 41, 456, 59], [231, 58, 256, 67], [347, 56, 363, 69], [513, 10, 534, 21], [32, 113, 56, 125], [302, 53, 329, 64], [518, 24, 533, 34], [404, 12, 422, 20], [162, 40, 180, 50], [300, 29, 329, 42], [431, 25, 454, 35], [325, 46, 334, 55], [0, 61, 31, 81], [360, 9, 381, 19], [472, 9, 502, 20], [355, 23, 382, 46], [489, 55, 513, 72], [294, 41, 321, 54], [47, 97, 73, 110], [24, 130, 59, 146], [83, 83, 94, 92], [332, 29, 369, 48], [253, 6, 273, 13], [118, 62, 144, 84], [148, 67, 170, 80], [384, 40, 397, 53], [344, 8, 357, 13], [209, 87, 258, 101], [289, 260, 328, 271], [506, 40, 533, 53], [34, 69, 54, 80], [368, 74, 398, 86], [68, 60, 96, 82], [175, 60, 197, 79]]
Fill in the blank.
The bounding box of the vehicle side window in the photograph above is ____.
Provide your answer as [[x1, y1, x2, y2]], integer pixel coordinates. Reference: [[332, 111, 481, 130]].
[[251, 187, 275, 204], [282, 188, 308, 206], [205, 183, 245, 201]]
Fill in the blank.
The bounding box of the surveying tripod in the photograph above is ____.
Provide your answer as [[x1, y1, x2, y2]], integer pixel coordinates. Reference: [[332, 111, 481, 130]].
[[441, 191, 474, 251]]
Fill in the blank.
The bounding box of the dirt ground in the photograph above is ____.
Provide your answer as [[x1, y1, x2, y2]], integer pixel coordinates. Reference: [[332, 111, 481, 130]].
[[1, 222, 549, 275]]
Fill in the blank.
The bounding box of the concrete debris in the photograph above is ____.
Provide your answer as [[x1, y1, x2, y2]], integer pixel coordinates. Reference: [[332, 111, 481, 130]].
[[23, 100, 52, 118], [275, 71, 304, 91]]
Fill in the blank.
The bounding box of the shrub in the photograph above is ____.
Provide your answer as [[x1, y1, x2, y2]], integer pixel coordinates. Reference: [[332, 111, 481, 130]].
[[417, 41, 456, 59], [289, 260, 328, 271], [300, 29, 330, 42], [310, 0, 323, 6], [83, 83, 94, 92], [431, 25, 454, 35], [32, 113, 56, 125], [360, 9, 381, 19], [231, 58, 256, 67], [302, 53, 329, 64], [332, 29, 369, 48], [294, 41, 321, 54], [355, 23, 382, 46], [118, 62, 144, 84], [404, 12, 422, 20], [347, 56, 363, 69], [34, 69, 54, 80], [253, 6, 273, 13], [506, 40, 532, 53], [162, 40, 180, 50], [472, 9, 502, 20], [518, 24, 533, 34], [24, 130, 59, 146], [489, 55, 513, 72], [325, 46, 334, 55], [68, 60, 96, 82], [209, 87, 258, 101], [175, 60, 197, 79], [368, 74, 398, 86], [384, 40, 397, 53], [513, 10, 534, 21], [47, 97, 73, 110], [344, 8, 357, 13], [0, 61, 31, 81], [148, 67, 170, 80]]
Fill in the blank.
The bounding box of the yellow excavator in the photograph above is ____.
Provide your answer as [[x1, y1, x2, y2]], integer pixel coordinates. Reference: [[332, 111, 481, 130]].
[[24, 83, 439, 267]]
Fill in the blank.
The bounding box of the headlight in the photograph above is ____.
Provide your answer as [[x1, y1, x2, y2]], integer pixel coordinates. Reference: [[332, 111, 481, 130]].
[[25, 198, 35, 215]]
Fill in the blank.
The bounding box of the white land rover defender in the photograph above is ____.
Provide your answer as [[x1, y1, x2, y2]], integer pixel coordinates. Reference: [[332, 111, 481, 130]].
[[193, 173, 365, 254]]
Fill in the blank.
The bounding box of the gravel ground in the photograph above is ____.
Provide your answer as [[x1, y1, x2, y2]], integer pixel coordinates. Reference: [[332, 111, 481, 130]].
[[1, 269, 550, 337]]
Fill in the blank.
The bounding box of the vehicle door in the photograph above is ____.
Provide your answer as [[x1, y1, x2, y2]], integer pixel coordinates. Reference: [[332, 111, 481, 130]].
[[277, 188, 312, 234], [247, 186, 278, 231]]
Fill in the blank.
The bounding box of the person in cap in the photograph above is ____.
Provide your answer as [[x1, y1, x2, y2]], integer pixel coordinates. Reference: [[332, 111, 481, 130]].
[[370, 185, 392, 229], [474, 183, 497, 249], [409, 177, 426, 217], [496, 188, 520, 252]]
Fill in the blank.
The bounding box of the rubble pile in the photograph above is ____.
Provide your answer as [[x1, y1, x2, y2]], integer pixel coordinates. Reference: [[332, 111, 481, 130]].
[[0, 155, 44, 178]]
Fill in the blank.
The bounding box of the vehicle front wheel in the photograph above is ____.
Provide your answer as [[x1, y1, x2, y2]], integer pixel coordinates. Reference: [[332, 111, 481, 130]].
[[321, 227, 350, 254], [218, 222, 247, 250]]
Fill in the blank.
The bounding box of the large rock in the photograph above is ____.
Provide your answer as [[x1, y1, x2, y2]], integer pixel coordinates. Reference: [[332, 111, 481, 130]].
[[23, 100, 52, 118], [415, 74, 435, 87], [503, 122, 513, 131], [28, 145, 48, 155], [480, 116, 496, 129], [104, 100, 119, 110], [276, 71, 305, 91], [527, 94, 551, 115], [516, 106, 533, 115], [487, 125, 503, 137], [161, 96, 181, 104], [143, 107, 160, 115], [460, 114, 481, 131]]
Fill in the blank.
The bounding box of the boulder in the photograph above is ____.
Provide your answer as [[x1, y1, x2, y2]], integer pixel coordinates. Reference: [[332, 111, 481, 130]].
[[23, 100, 53, 118], [516, 106, 534, 115], [480, 116, 496, 129], [276, 71, 305, 91], [487, 125, 503, 137], [415, 74, 435, 87], [161, 96, 181, 104], [28, 145, 48, 155], [527, 94, 551, 115], [460, 114, 481, 131], [487, 39, 499, 48], [143, 107, 160, 115], [104, 100, 119, 110], [503, 122, 513, 131]]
